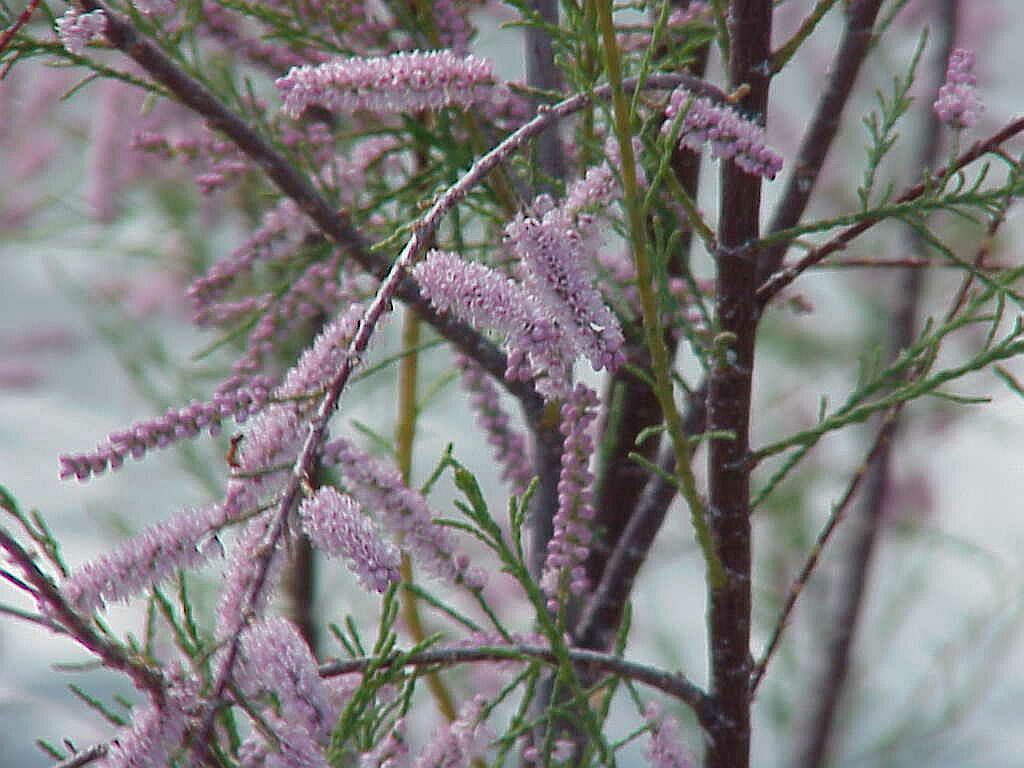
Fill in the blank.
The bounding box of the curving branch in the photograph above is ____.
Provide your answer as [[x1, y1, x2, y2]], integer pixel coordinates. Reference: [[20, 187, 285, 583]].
[[319, 643, 716, 726]]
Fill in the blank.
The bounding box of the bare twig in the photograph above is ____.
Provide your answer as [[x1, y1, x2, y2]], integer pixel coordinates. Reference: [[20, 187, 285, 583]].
[[0, 0, 41, 55]]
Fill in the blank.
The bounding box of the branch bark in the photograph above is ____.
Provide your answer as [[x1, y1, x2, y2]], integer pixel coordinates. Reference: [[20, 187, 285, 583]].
[[704, 3, 772, 766]]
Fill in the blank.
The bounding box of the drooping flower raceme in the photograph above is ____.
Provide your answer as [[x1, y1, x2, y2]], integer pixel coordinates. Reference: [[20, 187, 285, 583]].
[[237, 617, 339, 742], [413, 248, 574, 398], [933, 48, 983, 130], [540, 383, 599, 612], [276, 50, 497, 118], [506, 197, 626, 373], [664, 88, 783, 179], [321, 436, 487, 589], [455, 354, 534, 494], [59, 504, 228, 615], [298, 486, 401, 593]]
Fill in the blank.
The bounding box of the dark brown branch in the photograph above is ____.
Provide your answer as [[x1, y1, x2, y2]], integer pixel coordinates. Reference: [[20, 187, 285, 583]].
[[524, 0, 566, 187], [318, 644, 716, 725], [704, 3, 772, 767], [795, 7, 956, 764], [757, 0, 885, 285], [757, 114, 1024, 307]]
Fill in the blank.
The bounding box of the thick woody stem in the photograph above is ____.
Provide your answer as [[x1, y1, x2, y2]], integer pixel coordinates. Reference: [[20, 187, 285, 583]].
[[704, 3, 772, 767]]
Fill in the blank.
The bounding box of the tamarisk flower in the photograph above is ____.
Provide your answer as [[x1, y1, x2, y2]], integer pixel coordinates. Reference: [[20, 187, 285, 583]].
[[361, 719, 409, 768], [664, 88, 783, 179], [540, 384, 599, 612], [58, 381, 272, 481], [55, 9, 106, 55], [455, 355, 534, 494], [321, 437, 487, 589], [933, 48, 983, 130], [59, 504, 228, 615], [276, 50, 496, 118], [298, 487, 401, 593], [506, 197, 626, 373], [643, 703, 695, 768], [412, 695, 492, 768], [100, 677, 197, 768], [237, 618, 338, 742], [413, 249, 574, 398]]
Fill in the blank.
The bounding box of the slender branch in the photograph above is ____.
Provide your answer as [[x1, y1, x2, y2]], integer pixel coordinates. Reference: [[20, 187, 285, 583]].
[[704, 3, 772, 766], [757, 115, 1024, 306], [596, 0, 723, 589], [0, 527, 165, 699], [758, 0, 885, 285], [524, 0, 566, 187], [748, 412, 897, 694], [318, 644, 716, 725], [795, 8, 957, 764], [52, 744, 108, 768], [0, 0, 41, 55]]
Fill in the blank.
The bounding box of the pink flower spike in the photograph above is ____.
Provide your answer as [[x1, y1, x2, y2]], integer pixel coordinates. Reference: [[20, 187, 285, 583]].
[[933, 48, 984, 130], [237, 617, 337, 742], [540, 384, 599, 612], [664, 88, 782, 179], [298, 487, 401, 593], [276, 50, 497, 118], [59, 504, 228, 615]]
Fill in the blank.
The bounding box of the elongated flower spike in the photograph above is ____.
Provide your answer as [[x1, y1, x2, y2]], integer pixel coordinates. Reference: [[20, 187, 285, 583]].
[[664, 88, 783, 179], [277, 50, 497, 118]]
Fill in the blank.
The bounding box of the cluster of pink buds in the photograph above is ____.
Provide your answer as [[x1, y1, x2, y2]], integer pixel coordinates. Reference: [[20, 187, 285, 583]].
[[933, 48, 984, 130]]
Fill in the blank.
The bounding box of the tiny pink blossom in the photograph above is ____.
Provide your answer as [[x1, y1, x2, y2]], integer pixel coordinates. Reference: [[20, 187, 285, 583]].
[[933, 48, 983, 130], [55, 9, 107, 56], [540, 384, 599, 611], [643, 703, 695, 768]]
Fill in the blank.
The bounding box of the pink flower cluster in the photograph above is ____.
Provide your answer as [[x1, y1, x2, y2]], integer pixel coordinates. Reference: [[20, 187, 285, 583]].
[[933, 48, 983, 130], [58, 381, 272, 481], [100, 679, 197, 768], [664, 88, 783, 179], [643, 702, 695, 768], [412, 695, 492, 768], [507, 196, 627, 374], [59, 504, 228, 615], [456, 355, 534, 494], [276, 50, 496, 118], [298, 487, 401, 593], [540, 383, 599, 612], [321, 437, 487, 589], [413, 249, 574, 399], [55, 9, 107, 56], [414, 158, 629, 400]]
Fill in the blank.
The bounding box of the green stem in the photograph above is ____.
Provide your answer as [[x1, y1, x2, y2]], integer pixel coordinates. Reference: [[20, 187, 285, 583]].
[[594, 0, 724, 588]]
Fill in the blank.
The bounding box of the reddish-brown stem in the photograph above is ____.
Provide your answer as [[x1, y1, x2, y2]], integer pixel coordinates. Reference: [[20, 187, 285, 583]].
[[0, 0, 41, 55], [704, 3, 772, 767]]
